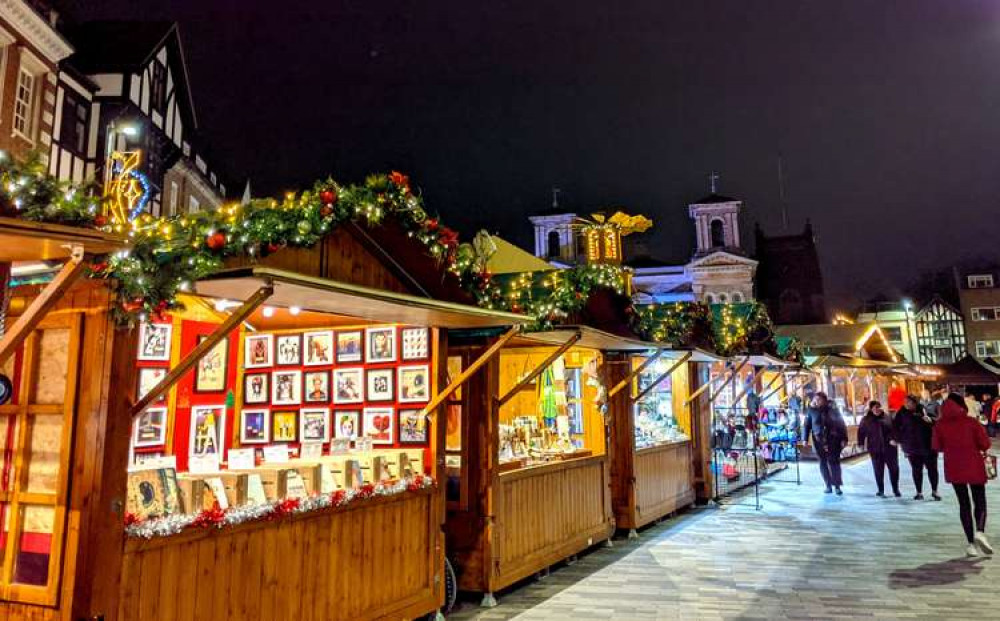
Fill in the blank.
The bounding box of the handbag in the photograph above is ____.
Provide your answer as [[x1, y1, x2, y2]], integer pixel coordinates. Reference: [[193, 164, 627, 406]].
[[986, 453, 997, 481]]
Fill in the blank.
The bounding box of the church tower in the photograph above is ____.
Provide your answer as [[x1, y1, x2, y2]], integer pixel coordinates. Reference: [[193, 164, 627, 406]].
[[529, 188, 578, 264], [688, 172, 745, 257]]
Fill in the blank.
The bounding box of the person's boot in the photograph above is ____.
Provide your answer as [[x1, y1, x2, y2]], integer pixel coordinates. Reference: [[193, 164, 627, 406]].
[[835, 487, 843, 495], [931, 491, 942, 501], [975, 532, 994, 555], [893, 489, 901, 498], [824, 486, 832, 494]]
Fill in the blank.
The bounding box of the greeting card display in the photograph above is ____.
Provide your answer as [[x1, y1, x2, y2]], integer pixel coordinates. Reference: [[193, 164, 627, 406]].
[[300, 408, 331, 443], [366, 368, 394, 402], [336, 330, 363, 363], [399, 409, 428, 444], [195, 335, 229, 392], [304, 331, 334, 366], [137, 367, 166, 402], [134, 407, 168, 447], [127, 467, 182, 519], [333, 368, 364, 404], [334, 410, 361, 439], [244, 334, 273, 368], [272, 370, 302, 405], [240, 409, 269, 444], [190, 405, 226, 460], [304, 370, 330, 403], [137, 322, 172, 361], [398, 365, 430, 403], [275, 334, 302, 365], [244, 373, 269, 404], [401, 327, 430, 360], [363, 407, 395, 445], [366, 327, 396, 363], [272, 411, 298, 442]]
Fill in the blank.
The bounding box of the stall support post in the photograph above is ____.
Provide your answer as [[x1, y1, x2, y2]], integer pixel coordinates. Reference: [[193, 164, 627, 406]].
[[688, 362, 715, 503], [482, 337, 504, 605], [606, 353, 634, 535]]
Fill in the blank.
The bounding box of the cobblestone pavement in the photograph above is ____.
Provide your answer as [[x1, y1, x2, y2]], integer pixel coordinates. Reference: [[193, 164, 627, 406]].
[[448, 453, 1000, 620]]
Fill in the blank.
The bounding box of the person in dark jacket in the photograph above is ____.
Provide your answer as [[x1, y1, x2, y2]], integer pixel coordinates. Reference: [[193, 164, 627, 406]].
[[858, 400, 900, 497], [932, 394, 993, 557], [893, 395, 941, 500], [803, 392, 848, 495]]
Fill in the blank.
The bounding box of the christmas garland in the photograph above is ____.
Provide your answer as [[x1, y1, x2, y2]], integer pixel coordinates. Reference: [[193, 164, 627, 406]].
[[125, 475, 434, 540]]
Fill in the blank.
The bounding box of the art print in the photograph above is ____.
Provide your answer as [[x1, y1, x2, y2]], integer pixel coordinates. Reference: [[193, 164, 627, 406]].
[[244, 334, 273, 368], [401, 327, 430, 360], [272, 370, 302, 406], [363, 407, 395, 445], [137, 367, 167, 402], [189, 405, 226, 458], [334, 410, 361, 439], [366, 327, 396, 363], [243, 373, 269, 404], [366, 368, 395, 402], [398, 365, 430, 403], [133, 407, 168, 447], [399, 409, 428, 444], [333, 367, 364, 404], [240, 409, 269, 444], [272, 410, 298, 442], [304, 330, 334, 366], [336, 330, 363, 363], [126, 467, 181, 520], [275, 334, 302, 366], [300, 408, 331, 443], [304, 370, 330, 403], [195, 335, 229, 392], [137, 322, 172, 361]]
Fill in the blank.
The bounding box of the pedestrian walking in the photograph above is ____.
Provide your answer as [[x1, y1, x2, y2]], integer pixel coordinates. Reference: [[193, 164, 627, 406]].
[[893, 395, 941, 500], [965, 391, 982, 421], [932, 393, 993, 557], [803, 392, 848, 495], [858, 400, 901, 497], [991, 399, 1000, 439]]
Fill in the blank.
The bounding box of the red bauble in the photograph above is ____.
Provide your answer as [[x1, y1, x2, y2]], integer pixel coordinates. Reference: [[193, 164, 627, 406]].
[[424, 218, 439, 231], [206, 231, 226, 251], [320, 188, 337, 205], [320, 205, 333, 218], [93, 214, 108, 228], [267, 242, 281, 254]]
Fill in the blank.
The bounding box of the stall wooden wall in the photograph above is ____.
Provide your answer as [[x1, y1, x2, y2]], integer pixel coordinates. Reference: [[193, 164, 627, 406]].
[[117, 488, 441, 621], [688, 362, 715, 502], [631, 442, 694, 529]]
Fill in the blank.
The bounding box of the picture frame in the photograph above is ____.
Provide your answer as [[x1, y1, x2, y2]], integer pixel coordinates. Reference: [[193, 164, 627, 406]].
[[366, 368, 395, 402], [300, 408, 331, 443], [363, 407, 395, 445], [195, 335, 229, 393], [334, 410, 361, 439], [240, 408, 270, 444], [304, 370, 331, 403], [366, 327, 397, 363], [399, 408, 428, 444], [137, 367, 167, 402], [401, 327, 430, 360], [271, 370, 302, 406], [243, 372, 270, 405], [275, 334, 302, 366], [272, 410, 298, 442], [133, 407, 168, 447], [126, 467, 182, 520], [244, 334, 273, 368], [333, 367, 364, 404], [137, 322, 172, 361], [336, 330, 363, 363], [398, 365, 431, 403], [189, 405, 226, 459], [303, 330, 334, 366]]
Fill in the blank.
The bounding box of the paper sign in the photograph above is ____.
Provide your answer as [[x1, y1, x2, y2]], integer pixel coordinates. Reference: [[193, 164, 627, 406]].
[[263, 444, 290, 464], [355, 437, 373, 453], [206, 477, 230, 509], [284, 471, 308, 499], [130, 454, 177, 472], [329, 438, 350, 455], [320, 466, 337, 493], [189, 454, 220, 474], [300, 442, 324, 461], [228, 448, 255, 471], [246, 474, 267, 504]]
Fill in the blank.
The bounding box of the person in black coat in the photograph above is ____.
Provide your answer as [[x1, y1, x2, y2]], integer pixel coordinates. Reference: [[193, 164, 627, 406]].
[[858, 400, 901, 497], [892, 394, 941, 501], [803, 392, 849, 495]]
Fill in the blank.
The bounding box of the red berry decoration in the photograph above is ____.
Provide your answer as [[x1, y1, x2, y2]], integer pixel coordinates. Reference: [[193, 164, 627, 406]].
[[206, 231, 226, 251], [320, 188, 337, 205]]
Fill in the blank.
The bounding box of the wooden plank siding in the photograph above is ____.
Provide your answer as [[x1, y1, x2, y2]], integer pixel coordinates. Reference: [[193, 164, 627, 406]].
[[630, 442, 695, 529]]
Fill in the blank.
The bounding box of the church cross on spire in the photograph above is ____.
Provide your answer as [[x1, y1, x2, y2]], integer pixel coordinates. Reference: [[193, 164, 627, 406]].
[[709, 171, 720, 194], [552, 187, 562, 209]]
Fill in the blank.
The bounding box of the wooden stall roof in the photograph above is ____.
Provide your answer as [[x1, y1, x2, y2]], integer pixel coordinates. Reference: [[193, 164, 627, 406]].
[[776, 322, 901, 363], [194, 266, 529, 329], [516, 325, 660, 352], [748, 353, 795, 368], [804, 354, 902, 370], [0, 216, 127, 261]]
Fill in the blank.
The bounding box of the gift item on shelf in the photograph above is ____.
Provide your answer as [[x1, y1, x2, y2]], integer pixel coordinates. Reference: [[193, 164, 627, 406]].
[[633, 358, 690, 449]]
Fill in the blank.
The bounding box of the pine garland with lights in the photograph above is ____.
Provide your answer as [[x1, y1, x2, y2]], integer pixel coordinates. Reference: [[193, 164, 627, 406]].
[[635, 302, 714, 349], [0, 151, 103, 225]]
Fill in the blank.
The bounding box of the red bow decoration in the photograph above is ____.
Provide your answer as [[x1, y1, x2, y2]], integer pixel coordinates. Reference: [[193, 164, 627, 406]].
[[273, 497, 301, 519], [331, 489, 347, 507], [357, 482, 376, 499], [389, 171, 410, 192], [192, 503, 227, 528]]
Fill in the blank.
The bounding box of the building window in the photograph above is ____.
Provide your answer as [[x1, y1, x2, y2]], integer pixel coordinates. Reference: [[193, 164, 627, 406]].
[[972, 307, 1000, 321], [968, 274, 994, 289], [975, 340, 1000, 358], [188, 195, 200, 213], [717, 292, 729, 303], [59, 90, 88, 156], [547, 230, 560, 258], [704, 293, 716, 304], [882, 326, 903, 342], [13, 67, 35, 139], [710, 218, 725, 248], [150, 60, 167, 113], [732, 292, 744, 303], [169, 181, 179, 216]]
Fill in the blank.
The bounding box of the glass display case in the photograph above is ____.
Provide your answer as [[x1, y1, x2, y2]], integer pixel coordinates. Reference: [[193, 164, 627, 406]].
[[633, 357, 689, 449]]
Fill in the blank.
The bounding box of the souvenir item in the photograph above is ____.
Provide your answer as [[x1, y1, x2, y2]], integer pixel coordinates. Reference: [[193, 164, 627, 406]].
[[366, 368, 395, 402], [399, 409, 428, 444], [240, 409, 269, 444], [398, 365, 430, 403], [336, 330, 363, 363], [272, 370, 302, 405], [303, 331, 334, 366], [275, 334, 302, 365], [334, 410, 361, 439], [133, 407, 168, 447], [304, 370, 331, 403], [137, 322, 172, 361], [244, 334, 273, 368], [333, 368, 364, 404], [300, 408, 331, 443], [195, 335, 229, 392], [243, 373, 269, 404], [366, 327, 396, 363], [126, 467, 182, 519], [272, 411, 298, 442], [363, 407, 394, 445], [401, 327, 429, 360], [189, 405, 226, 459], [137, 367, 166, 402]]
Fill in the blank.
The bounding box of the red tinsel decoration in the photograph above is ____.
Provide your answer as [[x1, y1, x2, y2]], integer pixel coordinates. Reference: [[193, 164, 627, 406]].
[[124, 512, 140, 527], [192, 503, 227, 528], [331, 489, 347, 507], [407, 475, 427, 491], [273, 497, 301, 518], [357, 482, 376, 499]]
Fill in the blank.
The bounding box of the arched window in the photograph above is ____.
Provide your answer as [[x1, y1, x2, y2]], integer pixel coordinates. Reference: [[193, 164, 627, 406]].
[[704, 293, 716, 304], [732, 292, 744, 303], [547, 230, 560, 258], [710, 218, 726, 248], [718, 292, 729, 303]]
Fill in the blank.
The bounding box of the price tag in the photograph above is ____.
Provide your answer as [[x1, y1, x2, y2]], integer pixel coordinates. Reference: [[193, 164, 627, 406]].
[[263, 444, 290, 464], [300, 442, 324, 461], [189, 454, 220, 474], [228, 448, 255, 471]]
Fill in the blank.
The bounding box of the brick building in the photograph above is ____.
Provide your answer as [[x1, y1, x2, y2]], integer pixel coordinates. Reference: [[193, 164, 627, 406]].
[[754, 221, 827, 325]]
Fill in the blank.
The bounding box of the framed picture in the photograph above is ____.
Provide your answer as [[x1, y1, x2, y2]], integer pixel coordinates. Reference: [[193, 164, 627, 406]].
[[240, 409, 270, 444], [304, 330, 334, 366], [363, 407, 395, 445], [189, 405, 226, 458], [275, 334, 302, 366], [304, 370, 330, 403], [398, 365, 430, 403], [137, 367, 167, 402], [244, 334, 273, 368], [243, 373, 269, 405], [366, 327, 396, 363], [300, 408, 331, 443], [126, 467, 182, 520], [401, 327, 430, 360], [334, 410, 361, 439], [366, 368, 395, 402], [336, 330, 363, 363], [195, 335, 229, 392], [133, 407, 168, 447], [272, 410, 298, 442], [272, 370, 302, 406], [333, 367, 364, 404], [399, 409, 428, 444], [137, 322, 172, 361]]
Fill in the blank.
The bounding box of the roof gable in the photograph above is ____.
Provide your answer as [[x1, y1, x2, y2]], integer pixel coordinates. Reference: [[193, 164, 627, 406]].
[[688, 250, 758, 269]]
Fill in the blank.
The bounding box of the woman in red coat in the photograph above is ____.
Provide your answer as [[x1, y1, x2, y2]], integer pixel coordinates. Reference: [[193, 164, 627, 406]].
[[932, 393, 993, 557]]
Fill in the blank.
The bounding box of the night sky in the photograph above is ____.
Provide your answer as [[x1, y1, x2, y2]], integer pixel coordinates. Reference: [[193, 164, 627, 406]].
[[58, 1, 1000, 310]]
